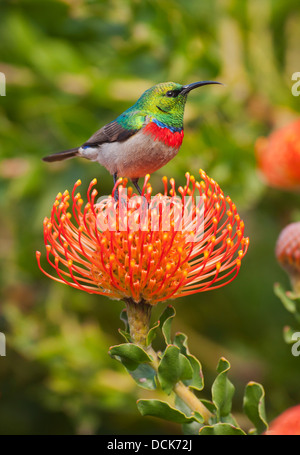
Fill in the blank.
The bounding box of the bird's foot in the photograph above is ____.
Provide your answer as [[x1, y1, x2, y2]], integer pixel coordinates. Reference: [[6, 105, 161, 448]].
[[131, 178, 143, 196], [113, 172, 119, 202]]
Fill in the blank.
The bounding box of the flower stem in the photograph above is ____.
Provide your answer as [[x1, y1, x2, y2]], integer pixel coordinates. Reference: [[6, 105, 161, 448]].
[[124, 299, 212, 423], [124, 298, 152, 347], [173, 381, 212, 423], [146, 346, 212, 423]]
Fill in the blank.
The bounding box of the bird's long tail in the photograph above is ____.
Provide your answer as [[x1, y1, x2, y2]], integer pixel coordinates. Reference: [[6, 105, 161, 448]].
[[42, 148, 79, 162]]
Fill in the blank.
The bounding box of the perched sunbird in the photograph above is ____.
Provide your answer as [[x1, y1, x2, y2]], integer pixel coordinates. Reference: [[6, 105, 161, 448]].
[[43, 81, 222, 196]]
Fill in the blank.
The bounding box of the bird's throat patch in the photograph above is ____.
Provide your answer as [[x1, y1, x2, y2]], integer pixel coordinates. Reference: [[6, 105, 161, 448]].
[[143, 122, 184, 148]]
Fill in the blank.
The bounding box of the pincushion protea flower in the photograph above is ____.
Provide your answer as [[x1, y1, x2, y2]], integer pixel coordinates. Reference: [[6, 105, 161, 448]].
[[275, 221, 300, 293], [264, 404, 300, 435], [36, 170, 249, 307], [255, 119, 300, 190]]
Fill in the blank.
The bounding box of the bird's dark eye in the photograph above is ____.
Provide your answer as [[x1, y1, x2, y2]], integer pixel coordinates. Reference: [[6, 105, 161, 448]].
[[165, 90, 180, 98]]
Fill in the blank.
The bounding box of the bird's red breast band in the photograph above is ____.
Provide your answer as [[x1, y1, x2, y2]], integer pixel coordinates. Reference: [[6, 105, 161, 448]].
[[143, 122, 184, 148]]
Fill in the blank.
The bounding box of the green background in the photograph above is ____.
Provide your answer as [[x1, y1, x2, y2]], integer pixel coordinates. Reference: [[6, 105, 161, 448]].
[[0, 0, 300, 434]]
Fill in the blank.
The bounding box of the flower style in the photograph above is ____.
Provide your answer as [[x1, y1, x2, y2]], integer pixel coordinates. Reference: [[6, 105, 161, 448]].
[[255, 119, 300, 190], [276, 221, 300, 293], [36, 170, 249, 305]]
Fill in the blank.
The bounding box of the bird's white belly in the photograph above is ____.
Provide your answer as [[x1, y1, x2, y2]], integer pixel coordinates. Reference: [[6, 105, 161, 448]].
[[93, 132, 180, 179]]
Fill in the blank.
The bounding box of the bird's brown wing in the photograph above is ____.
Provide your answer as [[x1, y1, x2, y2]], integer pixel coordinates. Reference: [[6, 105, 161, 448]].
[[43, 114, 146, 162], [83, 120, 138, 147]]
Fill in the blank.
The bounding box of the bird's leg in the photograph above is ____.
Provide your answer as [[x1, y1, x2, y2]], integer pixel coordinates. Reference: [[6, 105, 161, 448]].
[[132, 178, 150, 210], [131, 178, 142, 196], [113, 172, 119, 202]]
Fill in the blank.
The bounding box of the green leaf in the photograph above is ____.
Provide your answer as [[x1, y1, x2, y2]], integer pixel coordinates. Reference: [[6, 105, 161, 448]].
[[219, 413, 239, 426], [137, 399, 198, 424], [174, 396, 204, 423], [193, 411, 205, 424], [129, 363, 157, 390], [274, 283, 297, 313], [216, 357, 230, 375], [119, 309, 131, 342], [109, 343, 152, 371], [200, 399, 217, 415], [243, 381, 268, 434], [182, 421, 204, 435], [159, 305, 176, 345], [184, 354, 204, 392], [211, 357, 235, 420], [199, 423, 246, 435], [174, 395, 192, 417], [146, 319, 160, 346], [158, 345, 193, 394], [174, 332, 189, 355], [286, 291, 300, 324], [174, 332, 204, 391], [120, 308, 130, 332], [110, 343, 156, 390], [118, 328, 132, 343]]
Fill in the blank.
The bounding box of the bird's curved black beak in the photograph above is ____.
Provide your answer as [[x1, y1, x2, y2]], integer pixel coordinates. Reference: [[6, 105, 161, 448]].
[[180, 81, 223, 96]]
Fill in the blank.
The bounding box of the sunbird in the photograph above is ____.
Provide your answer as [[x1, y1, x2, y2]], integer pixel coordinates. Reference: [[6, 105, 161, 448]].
[[43, 81, 222, 196]]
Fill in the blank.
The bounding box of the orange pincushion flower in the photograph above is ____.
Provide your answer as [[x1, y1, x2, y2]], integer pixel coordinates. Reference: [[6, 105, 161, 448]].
[[255, 119, 300, 190], [36, 170, 249, 304]]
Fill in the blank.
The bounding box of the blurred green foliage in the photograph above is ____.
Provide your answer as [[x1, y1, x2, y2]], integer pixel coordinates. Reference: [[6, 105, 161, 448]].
[[1, 0, 300, 435]]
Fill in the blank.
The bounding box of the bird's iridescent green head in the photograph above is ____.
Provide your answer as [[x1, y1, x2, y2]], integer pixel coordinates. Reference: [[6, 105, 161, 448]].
[[134, 81, 222, 128]]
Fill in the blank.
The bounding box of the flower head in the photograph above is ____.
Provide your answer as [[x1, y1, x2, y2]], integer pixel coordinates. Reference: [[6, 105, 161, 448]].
[[36, 170, 249, 305], [255, 119, 300, 190], [276, 221, 300, 293], [264, 404, 300, 435]]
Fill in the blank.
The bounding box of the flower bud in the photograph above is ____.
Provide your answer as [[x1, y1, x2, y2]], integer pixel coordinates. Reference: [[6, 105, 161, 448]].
[[275, 222, 300, 294]]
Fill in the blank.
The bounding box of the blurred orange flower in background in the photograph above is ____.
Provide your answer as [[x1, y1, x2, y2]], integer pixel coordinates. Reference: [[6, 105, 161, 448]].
[[264, 404, 300, 435], [255, 119, 300, 190]]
